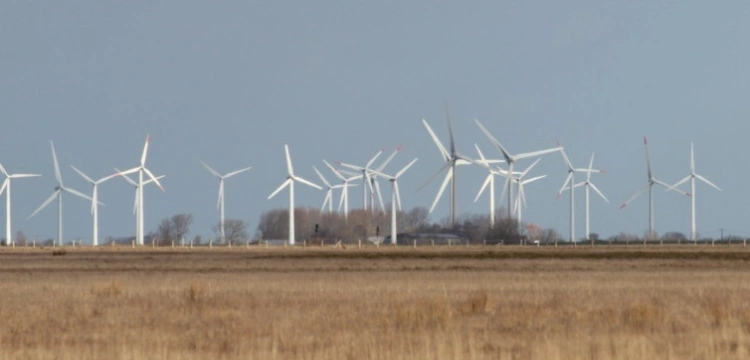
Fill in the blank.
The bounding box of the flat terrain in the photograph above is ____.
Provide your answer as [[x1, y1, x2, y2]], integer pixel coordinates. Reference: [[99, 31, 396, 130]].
[[2, 245, 750, 359]]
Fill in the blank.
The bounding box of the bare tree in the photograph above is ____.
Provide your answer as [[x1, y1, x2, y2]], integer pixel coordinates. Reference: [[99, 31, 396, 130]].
[[213, 219, 248, 245], [156, 213, 194, 245], [16, 231, 28, 246]]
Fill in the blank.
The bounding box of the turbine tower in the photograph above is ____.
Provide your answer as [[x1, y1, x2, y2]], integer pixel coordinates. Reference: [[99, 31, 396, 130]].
[[70, 166, 117, 246], [557, 144, 601, 243], [420, 105, 476, 226], [559, 153, 609, 242], [322, 160, 361, 220], [0, 162, 40, 246], [369, 158, 418, 245], [474, 119, 562, 221], [27, 141, 93, 246], [512, 159, 546, 230], [620, 137, 689, 242], [666, 142, 721, 242], [473, 144, 511, 228], [268, 145, 321, 245], [118, 135, 165, 246], [199, 160, 252, 244], [117, 170, 165, 245]]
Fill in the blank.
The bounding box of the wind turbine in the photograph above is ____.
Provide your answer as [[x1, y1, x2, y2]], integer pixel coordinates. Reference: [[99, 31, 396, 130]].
[[267, 145, 322, 245], [560, 153, 609, 242], [472, 144, 512, 228], [369, 158, 418, 245], [27, 141, 94, 246], [557, 144, 602, 243], [665, 142, 721, 242], [117, 135, 165, 246], [322, 159, 361, 220], [70, 166, 118, 246], [348, 149, 382, 211], [339, 146, 401, 214], [116, 169, 165, 245], [512, 159, 546, 230], [474, 119, 562, 221], [313, 165, 348, 214], [199, 160, 252, 244], [0, 162, 40, 246], [419, 105, 477, 226], [620, 137, 689, 241]]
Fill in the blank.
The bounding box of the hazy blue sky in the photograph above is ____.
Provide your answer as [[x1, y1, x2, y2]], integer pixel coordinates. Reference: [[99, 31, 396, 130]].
[[1, 1, 748, 243]]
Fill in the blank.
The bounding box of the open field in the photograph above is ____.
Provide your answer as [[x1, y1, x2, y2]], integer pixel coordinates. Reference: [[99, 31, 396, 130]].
[[2, 246, 750, 359]]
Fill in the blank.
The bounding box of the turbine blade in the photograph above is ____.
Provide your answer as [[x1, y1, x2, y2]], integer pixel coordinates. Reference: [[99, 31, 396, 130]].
[[365, 149, 384, 169], [644, 136, 653, 180], [0, 162, 7, 177], [557, 173, 573, 197], [224, 167, 252, 179], [313, 166, 332, 188], [339, 162, 365, 172], [557, 142, 573, 169], [64, 187, 94, 202], [294, 175, 322, 190], [474, 175, 492, 203], [422, 119, 451, 161], [664, 176, 690, 193], [217, 180, 224, 210], [284, 144, 294, 176], [589, 182, 609, 203], [522, 158, 541, 176], [133, 188, 138, 215], [690, 142, 695, 173], [695, 174, 721, 191], [321, 190, 332, 212], [473, 119, 512, 162], [429, 169, 453, 213], [268, 178, 292, 199], [199, 160, 221, 178], [373, 180, 385, 211], [522, 175, 547, 185], [141, 134, 150, 166], [587, 153, 595, 182], [417, 161, 451, 192], [70, 166, 95, 184], [394, 181, 402, 211], [395, 158, 418, 179], [445, 102, 456, 155], [27, 190, 59, 220], [143, 167, 165, 192], [515, 146, 563, 161], [338, 185, 346, 212], [143, 175, 166, 186], [323, 160, 346, 181], [376, 146, 401, 172], [115, 168, 138, 186], [50, 141, 62, 186], [9, 174, 41, 179], [620, 183, 649, 209], [0, 179, 7, 196]]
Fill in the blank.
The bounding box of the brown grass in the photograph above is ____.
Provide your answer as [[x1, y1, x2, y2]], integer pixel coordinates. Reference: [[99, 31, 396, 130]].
[[1, 246, 750, 359]]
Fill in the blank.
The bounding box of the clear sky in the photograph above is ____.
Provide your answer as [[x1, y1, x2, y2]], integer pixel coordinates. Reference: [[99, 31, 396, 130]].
[[1, 1, 748, 243]]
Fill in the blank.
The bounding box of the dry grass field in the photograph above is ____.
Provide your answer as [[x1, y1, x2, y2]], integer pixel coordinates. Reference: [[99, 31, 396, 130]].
[[2, 245, 750, 359]]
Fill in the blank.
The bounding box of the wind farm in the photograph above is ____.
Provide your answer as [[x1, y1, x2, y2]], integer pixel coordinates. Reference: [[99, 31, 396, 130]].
[[3, 1, 749, 359]]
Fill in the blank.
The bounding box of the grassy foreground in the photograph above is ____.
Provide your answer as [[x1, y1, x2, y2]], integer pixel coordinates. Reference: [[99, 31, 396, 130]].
[[1, 246, 750, 359]]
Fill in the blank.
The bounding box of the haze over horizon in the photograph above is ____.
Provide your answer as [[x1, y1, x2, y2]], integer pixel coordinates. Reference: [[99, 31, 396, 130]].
[[1, 1, 748, 243]]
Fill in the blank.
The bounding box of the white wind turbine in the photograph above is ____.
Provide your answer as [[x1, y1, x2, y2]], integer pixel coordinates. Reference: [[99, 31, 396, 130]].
[[0, 162, 40, 246], [116, 169, 165, 245], [557, 144, 602, 243], [347, 149, 382, 211], [665, 142, 721, 242], [322, 160, 361, 220], [474, 119, 562, 221], [339, 146, 401, 214], [512, 159, 546, 230], [313, 165, 353, 214], [27, 141, 94, 246], [199, 160, 252, 244], [369, 158, 418, 245], [117, 135, 165, 246], [70, 166, 118, 246], [620, 137, 689, 241], [560, 153, 609, 242], [268, 145, 322, 245], [473, 144, 512, 228], [420, 105, 478, 226]]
